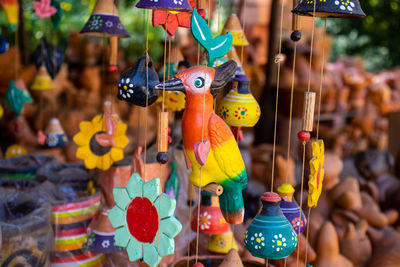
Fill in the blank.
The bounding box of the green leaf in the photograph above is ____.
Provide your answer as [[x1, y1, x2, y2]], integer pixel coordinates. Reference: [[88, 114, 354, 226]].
[[191, 9, 232, 63]]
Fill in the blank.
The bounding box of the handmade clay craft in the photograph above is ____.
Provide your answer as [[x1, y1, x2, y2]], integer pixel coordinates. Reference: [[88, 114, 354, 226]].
[[4, 144, 27, 159], [292, 0, 366, 18], [218, 249, 243, 267], [277, 183, 306, 233], [73, 110, 129, 170], [108, 173, 182, 267], [191, 9, 233, 64], [136, 0, 192, 11], [244, 192, 297, 260], [32, 38, 64, 79], [5, 79, 33, 116], [43, 118, 68, 148], [31, 65, 55, 91], [85, 208, 122, 253], [191, 191, 230, 234], [117, 55, 160, 107], [80, 0, 130, 37], [308, 140, 325, 208], [155, 60, 247, 224], [207, 229, 239, 254], [314, 221, 352, 267], [222, 14, 249, 46], [217, 74, 260, 127]]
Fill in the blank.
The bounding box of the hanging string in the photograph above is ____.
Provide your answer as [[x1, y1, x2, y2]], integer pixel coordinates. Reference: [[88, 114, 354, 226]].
[[239, 0, 247, 64], [156, 25, 169, 267], [285, 43, 297, 184], [304, 16, 327, 267], [269, 0, 286, 192], [306, 0, 317, 93], [144, 9, 150, 178], [296, 141, 306, 267]]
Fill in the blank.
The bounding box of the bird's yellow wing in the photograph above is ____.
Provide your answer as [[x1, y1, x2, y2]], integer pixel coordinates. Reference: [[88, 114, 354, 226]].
[[208, 113, 246, 179]]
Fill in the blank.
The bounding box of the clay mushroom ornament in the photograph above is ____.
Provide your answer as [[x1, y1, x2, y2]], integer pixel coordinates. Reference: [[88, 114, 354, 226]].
[[154, 60, 247, 224], [108, 173, 182, 267]]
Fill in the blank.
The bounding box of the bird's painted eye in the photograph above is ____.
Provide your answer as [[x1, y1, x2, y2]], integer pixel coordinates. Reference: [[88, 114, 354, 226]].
[[194, 77, 205, 88]]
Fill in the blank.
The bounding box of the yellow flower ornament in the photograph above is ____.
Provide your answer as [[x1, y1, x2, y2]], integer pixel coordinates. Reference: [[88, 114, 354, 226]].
[[73, 114, 129, 170], [308, 140, 325, 208]]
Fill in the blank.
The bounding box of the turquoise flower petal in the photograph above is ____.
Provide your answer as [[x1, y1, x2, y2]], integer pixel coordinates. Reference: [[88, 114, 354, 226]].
[[143, 177, 160, 203], [126, 236, 143, 262], [160, 216, 182, 238], [108, 206, 126, 228], [126, 172, 144, 198], [154, 193, 176, 219], [113, 187, 131, 210], [114, 226, 131, 247], [158, 233, 174, 257]]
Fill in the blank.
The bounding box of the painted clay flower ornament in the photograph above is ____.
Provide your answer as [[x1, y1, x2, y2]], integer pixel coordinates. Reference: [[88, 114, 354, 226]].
[[308, 139, 325, 208], [108, 173, 182, 267], [33, 0, 57, 19], [73, 109, 129, 171], [5, 79, 33, 116]]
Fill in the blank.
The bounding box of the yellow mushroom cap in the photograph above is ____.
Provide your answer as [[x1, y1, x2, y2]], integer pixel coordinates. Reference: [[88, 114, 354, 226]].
[[277, 183, 295, 194]]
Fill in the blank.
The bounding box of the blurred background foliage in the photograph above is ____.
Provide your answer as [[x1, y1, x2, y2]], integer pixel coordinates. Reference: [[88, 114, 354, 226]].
[[324, 0, 400, 71]]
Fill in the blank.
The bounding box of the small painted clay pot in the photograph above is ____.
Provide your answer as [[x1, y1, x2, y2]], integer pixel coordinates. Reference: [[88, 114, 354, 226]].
[[84, 208, 122, 253], [277, 183, 307, 233], [207, 228, 238, 254], [191, 191, 230, 235], [44, 118, 68, 148], [217, 75, 260, 127], [244, 192, 297, 260]]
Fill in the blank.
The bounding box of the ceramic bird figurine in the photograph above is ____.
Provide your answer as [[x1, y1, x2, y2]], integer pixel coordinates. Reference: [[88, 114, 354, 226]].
[[155, 60, 247, 224]]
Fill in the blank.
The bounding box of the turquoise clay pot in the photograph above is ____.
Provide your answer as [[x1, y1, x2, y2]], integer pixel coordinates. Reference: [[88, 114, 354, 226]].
[[244, 192, 297, 260]]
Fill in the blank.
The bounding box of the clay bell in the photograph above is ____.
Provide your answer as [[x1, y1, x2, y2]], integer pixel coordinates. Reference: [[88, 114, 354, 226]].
[[80, 0, 130, 37], [222, 14, 249, 46], [32, 38, 64, 79], [207, 228, 238, 254], [292, 0, 366, 18], [31, 65, 55, 91], [244, 192, 297, 260], [117, 55, 159, 107], [84, 207, 122, 253], [277, 183, 306, 233], [217, 74, 260, 127], [136, 0, 192, 11], [44, 118, 68, 148], [191, 191, 230, 235]]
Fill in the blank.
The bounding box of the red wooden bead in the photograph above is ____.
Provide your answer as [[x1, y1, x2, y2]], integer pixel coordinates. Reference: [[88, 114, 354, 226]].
[[192, 263, 204, 267], [297, 131, 310, 142], [108, 66, 118, 73]]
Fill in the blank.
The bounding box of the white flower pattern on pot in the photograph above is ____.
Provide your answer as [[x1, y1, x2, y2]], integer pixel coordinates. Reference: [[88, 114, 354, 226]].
[[174, 0, 183, 5], [102, 240, 110, 248], [118, 78, 134, 99], [271, 234, 288, 252], [248, 232, 265, 250], [46, 133, 58, 147], [335, 0, 355, 11], [105, 21, 113, 28], [199, 211, 211, 230]]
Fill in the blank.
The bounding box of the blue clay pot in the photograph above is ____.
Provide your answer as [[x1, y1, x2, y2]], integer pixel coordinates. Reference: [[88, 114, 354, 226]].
[[244, 192, 297, 260]]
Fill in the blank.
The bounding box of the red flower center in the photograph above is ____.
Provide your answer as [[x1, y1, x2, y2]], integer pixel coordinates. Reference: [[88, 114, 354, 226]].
[[126, 197, 159, 243]]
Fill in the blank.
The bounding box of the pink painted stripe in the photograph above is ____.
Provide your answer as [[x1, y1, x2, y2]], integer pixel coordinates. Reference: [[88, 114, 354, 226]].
[[51, 252, 100, 263], [52, 193, 101, 212], [54, 227, 86, 238]]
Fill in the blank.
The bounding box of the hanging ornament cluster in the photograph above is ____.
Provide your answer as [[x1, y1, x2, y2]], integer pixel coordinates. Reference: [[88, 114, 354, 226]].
[[244, 192, 297, 259], [109, 173, 182, 267], [155, 59, 247, 224], [73, 103, 129, 171]]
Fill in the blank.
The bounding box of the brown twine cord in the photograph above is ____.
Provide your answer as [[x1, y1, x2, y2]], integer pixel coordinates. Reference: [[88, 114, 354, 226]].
[[296, 141, 306, 267], [270, 0, 286, 192], [306, 0, 317, 93], [144, 10, 150, 178], [285, 42, 297, 184], [240, 0, 247, 63], [304, 208, 312, 264], [316, 18, 327, 141]]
